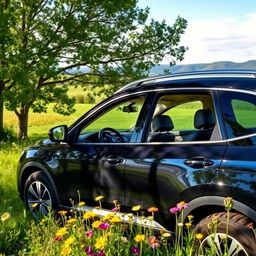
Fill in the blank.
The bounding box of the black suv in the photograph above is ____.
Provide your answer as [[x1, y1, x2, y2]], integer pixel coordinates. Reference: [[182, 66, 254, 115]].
[[17, 70, 256, 254]]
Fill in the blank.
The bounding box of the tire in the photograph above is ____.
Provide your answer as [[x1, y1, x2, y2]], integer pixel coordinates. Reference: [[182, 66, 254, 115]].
[[193, 212, 256, 256], [24, 171, 58, 218]]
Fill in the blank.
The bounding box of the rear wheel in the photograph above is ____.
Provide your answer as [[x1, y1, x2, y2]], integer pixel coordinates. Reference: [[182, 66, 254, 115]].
[[193, 212, 256, 256], [24, 171, 58, 217]]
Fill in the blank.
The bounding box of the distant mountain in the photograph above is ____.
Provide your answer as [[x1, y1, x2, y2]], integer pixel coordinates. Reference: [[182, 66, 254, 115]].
[[149, 60, 256, 76]]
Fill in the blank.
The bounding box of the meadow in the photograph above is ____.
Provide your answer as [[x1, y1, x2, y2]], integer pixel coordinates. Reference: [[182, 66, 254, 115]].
[[1, 93, 256, 255]]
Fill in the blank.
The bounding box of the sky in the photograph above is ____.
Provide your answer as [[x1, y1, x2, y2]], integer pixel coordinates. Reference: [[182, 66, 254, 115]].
[[138, 0, 256, 64]]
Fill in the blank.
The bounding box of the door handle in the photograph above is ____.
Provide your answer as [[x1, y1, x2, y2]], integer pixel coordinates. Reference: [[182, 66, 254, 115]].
[[184, 158, 214, 168], [105, 157, 124, 165]]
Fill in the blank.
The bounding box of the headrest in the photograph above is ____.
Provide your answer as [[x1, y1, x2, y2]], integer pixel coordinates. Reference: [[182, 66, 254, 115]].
[[152, 115, 174, 132], [194, 109, 215, 129]]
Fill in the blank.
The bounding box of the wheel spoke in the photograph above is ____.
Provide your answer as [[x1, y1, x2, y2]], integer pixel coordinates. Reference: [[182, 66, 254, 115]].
[[36, 181, 42, 198], [28, 184, 39, 199], [42, 199, 52, 208]]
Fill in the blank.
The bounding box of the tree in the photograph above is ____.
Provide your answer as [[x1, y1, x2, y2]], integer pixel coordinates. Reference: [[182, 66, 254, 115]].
[[0, 0, 187, 139]]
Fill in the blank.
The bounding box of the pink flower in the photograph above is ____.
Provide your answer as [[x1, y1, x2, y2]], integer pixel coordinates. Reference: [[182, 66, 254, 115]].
[[177, 201, 189, 210], [169, 207, 180, 213], [148, 236, 159, 248], [131, 246, 140, 255], [99, 222, 110, 230], [85, 246, 93, 255], [85, 230, 94, 238], [54, 235, 63, 241], [97, 251, 106, 256], [111, 207, 119, 212]]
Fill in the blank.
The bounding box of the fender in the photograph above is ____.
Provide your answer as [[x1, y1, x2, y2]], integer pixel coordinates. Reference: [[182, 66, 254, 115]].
[[183, 195, 256, 222], [18, 161, 61, 205]]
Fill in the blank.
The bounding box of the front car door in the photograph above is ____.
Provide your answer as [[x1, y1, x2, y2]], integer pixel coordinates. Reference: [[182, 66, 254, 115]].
[[124, 88, 228, 229], [55, 93, 149, 210]]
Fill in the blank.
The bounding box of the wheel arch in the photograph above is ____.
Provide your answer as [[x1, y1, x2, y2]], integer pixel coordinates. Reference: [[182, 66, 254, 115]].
[[182, 196, 256, 224], [18, 162, 60, 205]]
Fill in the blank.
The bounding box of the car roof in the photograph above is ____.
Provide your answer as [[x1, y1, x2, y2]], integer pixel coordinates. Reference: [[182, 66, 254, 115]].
[[115, 70, 256, 94]]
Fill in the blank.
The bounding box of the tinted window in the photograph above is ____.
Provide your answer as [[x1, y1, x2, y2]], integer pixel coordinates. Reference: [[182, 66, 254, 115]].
[[219, 91, 256, 138]]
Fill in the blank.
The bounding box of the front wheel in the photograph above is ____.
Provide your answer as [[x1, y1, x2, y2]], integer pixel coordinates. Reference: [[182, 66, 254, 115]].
[[193, 212, 256, 256], [24, 171, 58, 217]]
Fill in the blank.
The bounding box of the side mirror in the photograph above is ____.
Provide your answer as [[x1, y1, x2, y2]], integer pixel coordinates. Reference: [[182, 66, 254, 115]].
[[48, 125, 68, 142]]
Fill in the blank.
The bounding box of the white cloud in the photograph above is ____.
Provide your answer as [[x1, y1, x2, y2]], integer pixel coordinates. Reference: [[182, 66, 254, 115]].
[[179, 13, 256, 64]]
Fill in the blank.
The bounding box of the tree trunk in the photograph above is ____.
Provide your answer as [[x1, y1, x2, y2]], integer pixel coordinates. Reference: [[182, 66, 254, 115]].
[[17, 105, 29, 139], [0, 83, 4, 133]]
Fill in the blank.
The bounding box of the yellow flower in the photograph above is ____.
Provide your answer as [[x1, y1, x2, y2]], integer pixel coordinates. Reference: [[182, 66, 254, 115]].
[[67, 218, 76, 225], [185, 222, 192, 228], [32, 203, 38, 208], [132, 205, 141, 212], [162, 232, 171, 238], [78, 201, 85, 207], [92, 220, 102, 228], [195, 233, 203, 240], [102, 213, 115, 221], [95, 195, 104, 201], [110, 215, 121, 223], [64, 236, 75, 247], [58, 210, 68, 215], [147, 216, 154, 221], [1, 212, 10, 222], [95, 236, 107, 249], [83, 211, 97, 220], [134, 234, 145, 243], [187, 215, 194, 221], [56, 227, 68, 237], [60, 247, 71, 255]]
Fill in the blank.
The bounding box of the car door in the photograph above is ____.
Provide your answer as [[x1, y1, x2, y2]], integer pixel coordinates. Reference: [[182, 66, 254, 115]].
[[123, 89, 227, 228], [55, 93, 149, 210]]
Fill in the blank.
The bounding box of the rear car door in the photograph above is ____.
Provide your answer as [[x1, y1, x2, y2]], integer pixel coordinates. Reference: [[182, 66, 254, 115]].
[[124, 89, 227, 228]]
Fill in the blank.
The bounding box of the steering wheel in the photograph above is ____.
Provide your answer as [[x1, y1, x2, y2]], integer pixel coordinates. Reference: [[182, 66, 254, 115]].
[[98, 127, 125, 143]]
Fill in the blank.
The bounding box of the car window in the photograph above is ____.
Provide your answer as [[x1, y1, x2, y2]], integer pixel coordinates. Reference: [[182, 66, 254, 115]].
[[220, 91, 256, 138], [147, 93, 217, 142], [78, 97, 144, 143]]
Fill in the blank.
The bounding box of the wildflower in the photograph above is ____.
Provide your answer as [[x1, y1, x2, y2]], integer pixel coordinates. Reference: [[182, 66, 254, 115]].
[[148, 236, 159, 248], [92, 220, 102, 228], [177, 201, 189, 210], [134, 234, 145, 243], [195, 233, 203, 240], [1, 212, 10, 222], [185, 222, 192, 228], [177, 222, 184, 227], [64, 236, 75, 247], [187, 215, 194, 221], [131, 246, 140, 255], [98, 250, 106, 256], [67, 218, 76, 225], [56, 227, 68, 237], [112, 199, 118, 205], [95, 236, 107, 249], [85, 230, 94, 238], [169, 207, 180, 214], [83, 211, 97, 220], [60, 247, 71, 255], [111, 207, 119, 212], [85, 245, 93, 255], [162, 232, 171, 238], [78, 201, 85, 207], [32, 203, 38, 208], [54, 236, 63, 242], [224, 197, 234, 211], [132, 205, 141, 212], [147, 216, 154, 221], [148, 207, 159, 213], [121, 236, 128, 243], [247, 223, 254, 229], [110, 215, 122, 223], [95, 195, 104, 201], [99, 222, 110, 230], [107, 232, 113, 238], [102, 213, 115, 221], [58, 210, 68, 215]]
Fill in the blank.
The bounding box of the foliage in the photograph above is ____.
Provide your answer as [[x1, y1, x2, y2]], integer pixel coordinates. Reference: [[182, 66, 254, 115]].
[[0, 0, 187, 138]]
